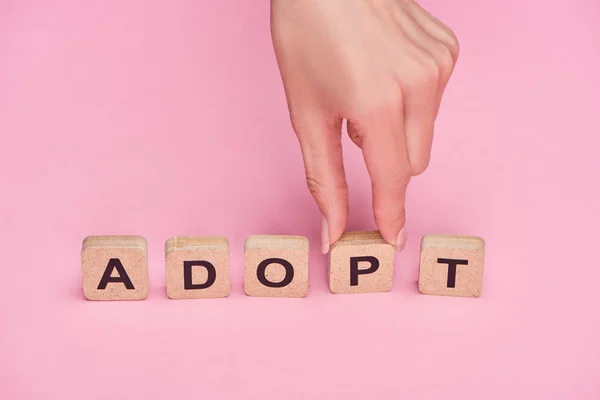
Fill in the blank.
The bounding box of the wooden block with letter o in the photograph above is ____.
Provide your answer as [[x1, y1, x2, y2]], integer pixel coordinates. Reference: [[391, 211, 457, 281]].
[[329, 231, 394, 294], [81, 235, 148, 301], [244, 235, 309, 298], [418, 234, 485, 297], [165, 236, 230, 299]]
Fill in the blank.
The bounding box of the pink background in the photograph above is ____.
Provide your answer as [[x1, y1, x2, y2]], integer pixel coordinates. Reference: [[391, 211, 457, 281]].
[[1, 0, 599, 399]]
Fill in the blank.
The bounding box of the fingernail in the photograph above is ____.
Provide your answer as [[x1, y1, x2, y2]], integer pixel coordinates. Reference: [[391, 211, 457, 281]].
[[395, 227, 407, 252], [321, 215, 330, 254]]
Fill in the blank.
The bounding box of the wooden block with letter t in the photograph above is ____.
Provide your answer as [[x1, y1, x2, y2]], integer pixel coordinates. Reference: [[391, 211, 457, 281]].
[[81, 235, 148, 301], [244, 235, 309, 298], [328, 231, 395, 294], [418, 234, 485, 297], [165, 236, 230, 299]]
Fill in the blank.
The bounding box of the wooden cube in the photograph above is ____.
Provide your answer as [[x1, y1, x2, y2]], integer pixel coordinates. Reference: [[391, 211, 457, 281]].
[[81, 235, 148, 301], [165, 236, 230, 299], [244, 235, 309, 298], [418, 234, 485, 297], [329, 231, 394, 294]]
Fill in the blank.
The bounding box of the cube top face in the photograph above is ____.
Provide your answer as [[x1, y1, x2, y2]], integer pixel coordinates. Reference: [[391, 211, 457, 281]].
[[165, 236, 229, 253], [165, 236, 230, 299], [244, 235, 309, 298], [332, 230, 390, 247], [418, 234, 485, 298], [244, 235, 308, 252], [83, 235, 147, 250], [329, 231, 394, 294], [421, 234, 484, 250], [81, 235, 148, 301]]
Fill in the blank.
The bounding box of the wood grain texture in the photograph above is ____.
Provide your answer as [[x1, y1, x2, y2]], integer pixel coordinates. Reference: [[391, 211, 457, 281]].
[[244, 235, 309, 298], [81, 235, 148, 301], [418, 234, 485, 297], [329, 231, 394, 294], [165, 236, 230, 299]]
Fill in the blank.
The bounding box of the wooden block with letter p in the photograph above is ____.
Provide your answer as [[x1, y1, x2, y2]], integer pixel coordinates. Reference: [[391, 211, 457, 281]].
[[81, 235, 148, 301], [244, 235, 309, 298], [165, 236, 230, 299], [329, 231, 394, 294], [418, 234, 485, 297]]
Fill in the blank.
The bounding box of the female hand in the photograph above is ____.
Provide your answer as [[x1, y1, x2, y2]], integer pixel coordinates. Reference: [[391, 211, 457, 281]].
[[270, 0, 459, 253]]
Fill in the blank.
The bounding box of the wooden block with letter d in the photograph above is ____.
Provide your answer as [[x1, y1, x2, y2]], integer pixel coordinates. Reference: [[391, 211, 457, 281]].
[[81, 235, 148, 300], [244, 235, 309, 298], [165, 236, 230, 299], [328, 231, 394, 294], [418, 234, 485, 297]]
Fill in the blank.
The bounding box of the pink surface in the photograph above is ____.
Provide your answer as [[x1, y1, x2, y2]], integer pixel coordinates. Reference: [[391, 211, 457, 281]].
[[1, 1, 599, 399]]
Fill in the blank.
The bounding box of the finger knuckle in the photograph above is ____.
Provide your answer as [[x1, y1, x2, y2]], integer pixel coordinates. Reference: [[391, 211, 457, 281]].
[[403, 55, 440, 93], [420, 55, 441, 83], [347, 91, 402, 123], [436, 44, 456, 77], [445, 29, 460, 59], [434, 21, 460, 58], [305, 175, 326, 197], [381, 168, 412, 192], [374, 206, 406, 228], [305, 175, 348, 198]]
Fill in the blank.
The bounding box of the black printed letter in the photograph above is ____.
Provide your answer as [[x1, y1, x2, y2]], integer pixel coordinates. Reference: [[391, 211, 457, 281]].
[[350, 256, 379, 286], [257, 258, 294, 288], [437, 258, 469, 288], [184, 260, 216, 290], [97, 258, 135, 290]]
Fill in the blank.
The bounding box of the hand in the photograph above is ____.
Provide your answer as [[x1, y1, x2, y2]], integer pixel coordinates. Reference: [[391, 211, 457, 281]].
[[270, 0, 459, 253]]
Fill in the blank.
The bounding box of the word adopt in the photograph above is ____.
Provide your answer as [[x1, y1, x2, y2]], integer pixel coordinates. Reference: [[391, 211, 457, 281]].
[[81, 231, 485, 300]]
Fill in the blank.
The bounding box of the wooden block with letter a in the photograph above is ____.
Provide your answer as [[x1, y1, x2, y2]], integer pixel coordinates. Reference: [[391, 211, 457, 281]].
[[81, 235, 148, 301]]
